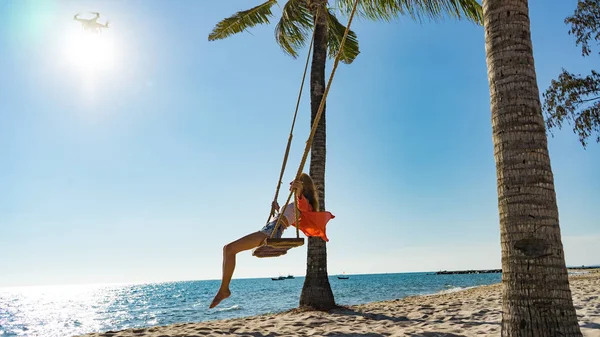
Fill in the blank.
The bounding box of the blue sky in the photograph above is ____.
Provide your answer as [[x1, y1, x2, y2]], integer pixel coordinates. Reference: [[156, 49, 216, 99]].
[[1, 0, 597, 287]]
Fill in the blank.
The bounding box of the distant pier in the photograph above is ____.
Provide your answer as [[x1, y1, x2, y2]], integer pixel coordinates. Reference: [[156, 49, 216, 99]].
[[436, 269, 501, 275], [435, 266, 599, 275]]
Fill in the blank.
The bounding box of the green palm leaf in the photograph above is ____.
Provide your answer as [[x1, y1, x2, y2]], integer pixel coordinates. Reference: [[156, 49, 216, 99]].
[[326, 10, 360, 64], [275, 0, 313, 57], [209, 0, 278, 41], [336, 0, 483, 25]]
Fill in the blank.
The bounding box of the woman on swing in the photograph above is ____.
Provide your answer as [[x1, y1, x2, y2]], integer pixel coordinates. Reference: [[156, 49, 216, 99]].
[[210, 173, 332, 309]]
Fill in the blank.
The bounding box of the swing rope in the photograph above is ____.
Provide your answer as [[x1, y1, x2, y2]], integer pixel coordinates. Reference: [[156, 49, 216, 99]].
[[266, 10, 319, 241], [267, 0, 360, 241]]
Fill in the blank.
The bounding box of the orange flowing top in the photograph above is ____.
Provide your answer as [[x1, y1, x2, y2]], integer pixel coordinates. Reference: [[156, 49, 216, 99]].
[[293, 195, 335, 242]]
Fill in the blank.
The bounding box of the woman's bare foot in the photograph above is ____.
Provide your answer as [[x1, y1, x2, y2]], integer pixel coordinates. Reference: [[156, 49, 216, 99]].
[[209, 289, 231, 309]]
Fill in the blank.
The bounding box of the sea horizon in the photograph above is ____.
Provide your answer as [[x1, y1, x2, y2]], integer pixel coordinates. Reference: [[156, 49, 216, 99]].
[[5, 264, 600, 290], [4, 265, 599, 290]]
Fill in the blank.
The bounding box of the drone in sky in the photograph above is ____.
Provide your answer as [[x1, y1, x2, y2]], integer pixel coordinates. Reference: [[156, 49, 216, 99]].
[[73, 12, 109, 33]]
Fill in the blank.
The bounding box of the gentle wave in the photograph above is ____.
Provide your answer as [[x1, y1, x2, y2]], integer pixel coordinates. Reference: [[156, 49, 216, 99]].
[[436, 285, 477, 295], [216, 304, 241, 312]]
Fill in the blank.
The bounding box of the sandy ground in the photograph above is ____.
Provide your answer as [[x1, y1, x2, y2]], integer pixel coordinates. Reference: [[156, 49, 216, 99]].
[[78, 272, 600, 337]]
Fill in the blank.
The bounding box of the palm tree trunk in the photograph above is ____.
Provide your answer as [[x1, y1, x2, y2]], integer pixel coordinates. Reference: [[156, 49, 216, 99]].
[[299, 0, 336, 310], [482, 0, 582, 335]]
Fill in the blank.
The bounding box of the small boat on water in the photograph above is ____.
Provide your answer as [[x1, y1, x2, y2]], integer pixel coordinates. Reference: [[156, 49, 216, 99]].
[[337, 272, 349, 279], [272, 274, 295, 281]]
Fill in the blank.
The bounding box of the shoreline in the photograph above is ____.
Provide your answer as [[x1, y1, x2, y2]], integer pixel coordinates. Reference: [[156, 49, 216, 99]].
[[77, 271, 600, 337]]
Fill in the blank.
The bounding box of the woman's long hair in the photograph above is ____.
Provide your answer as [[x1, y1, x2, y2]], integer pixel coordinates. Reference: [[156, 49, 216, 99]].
[[299, 173, 320, 211]]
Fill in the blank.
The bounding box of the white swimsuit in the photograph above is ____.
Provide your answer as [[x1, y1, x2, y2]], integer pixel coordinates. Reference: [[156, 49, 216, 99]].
[[259, 203, 297, 238]]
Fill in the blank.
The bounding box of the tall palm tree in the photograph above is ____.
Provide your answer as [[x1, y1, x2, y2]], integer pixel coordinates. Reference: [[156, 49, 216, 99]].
[[299, 0, 335, 309], [210, 0, 484, 310], [481, 0, 582, 335]]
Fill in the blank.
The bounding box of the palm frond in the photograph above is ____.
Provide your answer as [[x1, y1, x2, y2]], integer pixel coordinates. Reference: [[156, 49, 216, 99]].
[[209, 0, 277, 41], [336, 0, 483, 25], [274, 0, 313, 57], [326, 10, 360, 64]]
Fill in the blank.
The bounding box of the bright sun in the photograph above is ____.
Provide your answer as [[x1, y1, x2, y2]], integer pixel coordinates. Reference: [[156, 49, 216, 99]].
[[64, 27, 116, 73]]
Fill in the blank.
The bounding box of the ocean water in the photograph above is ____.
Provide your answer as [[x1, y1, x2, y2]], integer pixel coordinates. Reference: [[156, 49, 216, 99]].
[[0, 272, 501, 337]]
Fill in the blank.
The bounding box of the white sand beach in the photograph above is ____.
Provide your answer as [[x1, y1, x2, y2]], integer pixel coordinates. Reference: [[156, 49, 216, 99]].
[[78, 272, 600, 337]]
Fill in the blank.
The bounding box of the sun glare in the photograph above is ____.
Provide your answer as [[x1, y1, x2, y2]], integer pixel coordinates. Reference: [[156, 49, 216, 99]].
[[64, 26, 116, 73]]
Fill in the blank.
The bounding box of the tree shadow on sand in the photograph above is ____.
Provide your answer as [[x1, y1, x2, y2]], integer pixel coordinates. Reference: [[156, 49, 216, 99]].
[[330, 307, 411, 323], [93, 306, 501, 337], [217, 331, 468, 337], [100, 330, 470, 337], [331, 306, 499, 325]]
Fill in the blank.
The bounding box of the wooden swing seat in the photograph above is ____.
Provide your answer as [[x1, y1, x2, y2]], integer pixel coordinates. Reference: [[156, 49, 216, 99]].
[[252, 245, 289, 258], [265, 238, 304, 249], [252, 238, 305, 258]]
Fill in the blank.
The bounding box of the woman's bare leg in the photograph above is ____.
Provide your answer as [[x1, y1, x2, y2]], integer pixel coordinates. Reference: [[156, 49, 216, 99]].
[[209, 231, 267, 308]]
